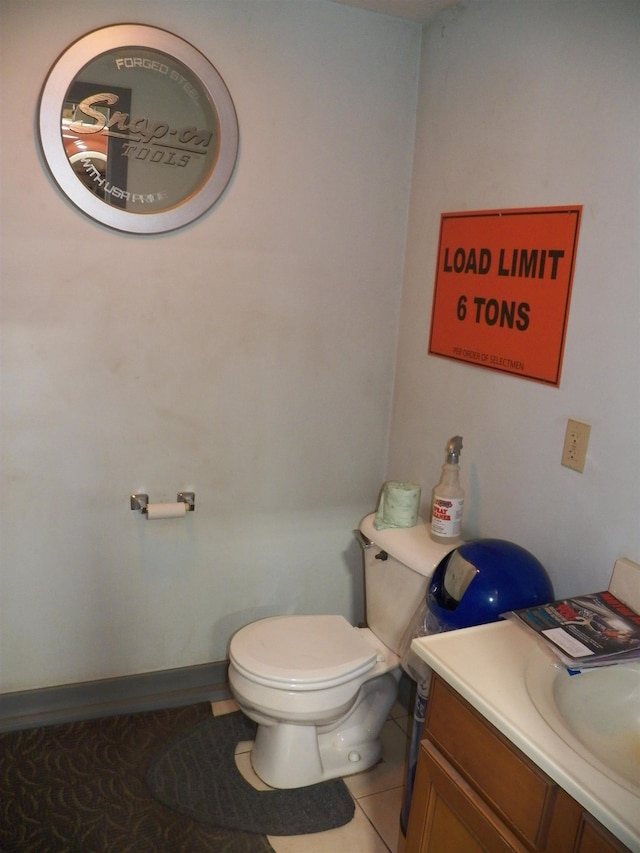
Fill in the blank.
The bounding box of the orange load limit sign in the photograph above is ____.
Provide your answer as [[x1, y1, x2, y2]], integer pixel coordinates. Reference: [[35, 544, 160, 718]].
[[428, 206, 582, 386]]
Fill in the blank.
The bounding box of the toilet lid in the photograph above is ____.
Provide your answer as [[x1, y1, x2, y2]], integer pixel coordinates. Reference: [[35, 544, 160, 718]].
[[229, 614, 378, 690]]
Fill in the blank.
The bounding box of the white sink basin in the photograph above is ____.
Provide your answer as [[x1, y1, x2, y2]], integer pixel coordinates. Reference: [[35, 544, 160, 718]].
[[525, 648, 640, 795]]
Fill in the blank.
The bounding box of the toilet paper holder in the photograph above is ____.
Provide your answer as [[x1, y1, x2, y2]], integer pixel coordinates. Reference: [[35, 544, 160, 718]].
[[130, 492, 195, 513]]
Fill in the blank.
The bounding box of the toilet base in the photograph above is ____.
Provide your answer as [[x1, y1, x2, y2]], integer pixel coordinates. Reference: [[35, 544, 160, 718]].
[[249, 669, 400, 789]]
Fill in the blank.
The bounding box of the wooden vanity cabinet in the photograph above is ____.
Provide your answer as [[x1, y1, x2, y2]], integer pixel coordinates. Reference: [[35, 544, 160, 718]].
[[404, 674, 631, 853]]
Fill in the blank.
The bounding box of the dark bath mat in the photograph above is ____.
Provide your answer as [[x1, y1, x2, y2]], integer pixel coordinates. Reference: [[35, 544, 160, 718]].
[[146, 711, 356, 836]]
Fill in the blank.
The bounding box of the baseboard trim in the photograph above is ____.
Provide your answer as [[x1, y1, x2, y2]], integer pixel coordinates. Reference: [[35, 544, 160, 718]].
[[0, 661, 231, 732]]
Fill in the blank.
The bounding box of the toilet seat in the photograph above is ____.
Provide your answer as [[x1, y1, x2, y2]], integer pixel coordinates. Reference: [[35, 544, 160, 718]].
[[229, 614, 378, 690]]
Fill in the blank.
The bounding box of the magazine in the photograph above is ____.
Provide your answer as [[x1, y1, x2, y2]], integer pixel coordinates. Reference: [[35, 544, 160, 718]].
[[502, 590, 640, 669]]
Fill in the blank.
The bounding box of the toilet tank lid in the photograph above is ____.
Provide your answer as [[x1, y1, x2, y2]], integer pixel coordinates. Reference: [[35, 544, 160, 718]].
[[359, 513, 456, 578], [229, 615, 377, 689]]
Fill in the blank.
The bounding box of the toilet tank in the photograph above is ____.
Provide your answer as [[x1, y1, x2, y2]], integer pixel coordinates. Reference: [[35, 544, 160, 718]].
[[358, 513, 457, 656]]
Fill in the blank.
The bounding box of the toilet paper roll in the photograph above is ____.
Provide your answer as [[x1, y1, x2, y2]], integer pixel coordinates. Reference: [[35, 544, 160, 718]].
[[145, 502, 187, 520], [374, 481, 421, 530]]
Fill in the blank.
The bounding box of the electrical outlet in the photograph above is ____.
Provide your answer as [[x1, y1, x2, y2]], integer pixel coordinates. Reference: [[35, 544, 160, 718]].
[[561, 419, 591, 472]]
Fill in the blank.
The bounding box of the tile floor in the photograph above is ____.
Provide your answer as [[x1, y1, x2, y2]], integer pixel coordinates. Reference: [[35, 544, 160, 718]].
[[211, 698, 412, 853]]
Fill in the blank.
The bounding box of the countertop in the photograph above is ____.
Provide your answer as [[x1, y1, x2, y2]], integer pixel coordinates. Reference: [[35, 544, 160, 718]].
[[411, 621, 640, 852]]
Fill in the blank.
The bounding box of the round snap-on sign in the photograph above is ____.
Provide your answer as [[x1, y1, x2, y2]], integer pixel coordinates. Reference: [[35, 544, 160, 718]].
[[39, 25, 239, 233]]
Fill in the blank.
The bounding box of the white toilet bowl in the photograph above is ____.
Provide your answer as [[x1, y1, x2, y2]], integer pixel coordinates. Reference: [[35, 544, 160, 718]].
[[228, 614, 400, 789], [227, 513, 456, 790]]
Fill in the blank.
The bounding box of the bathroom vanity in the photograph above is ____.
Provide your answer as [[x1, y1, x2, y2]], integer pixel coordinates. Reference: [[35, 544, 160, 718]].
[[404, 621, 639, 853]]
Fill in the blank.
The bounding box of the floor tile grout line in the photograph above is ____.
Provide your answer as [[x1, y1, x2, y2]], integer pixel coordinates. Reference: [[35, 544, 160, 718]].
[[353, 798, 394, 852], [355, 783, 404, 802]]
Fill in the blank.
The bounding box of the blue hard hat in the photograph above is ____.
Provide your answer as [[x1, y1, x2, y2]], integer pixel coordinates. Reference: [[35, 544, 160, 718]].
[[427, 538, 554, 630]]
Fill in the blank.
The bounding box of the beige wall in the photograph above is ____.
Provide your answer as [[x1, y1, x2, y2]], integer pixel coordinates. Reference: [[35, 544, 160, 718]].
[[0, 0, 419, 692], [387, 0, 640, 598]]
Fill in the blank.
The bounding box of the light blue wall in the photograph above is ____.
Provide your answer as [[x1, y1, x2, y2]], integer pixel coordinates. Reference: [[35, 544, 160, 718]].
[[2, 0, 637, 695], [0, 0, 420, 692], [388, 0, 640, 598]]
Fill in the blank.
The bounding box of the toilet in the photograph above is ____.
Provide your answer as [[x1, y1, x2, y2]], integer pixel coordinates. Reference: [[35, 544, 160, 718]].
[[227, 513, 455, 789]]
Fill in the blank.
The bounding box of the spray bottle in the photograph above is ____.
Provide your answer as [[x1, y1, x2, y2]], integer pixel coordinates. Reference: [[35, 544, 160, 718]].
[[430, 436, 464, 544]]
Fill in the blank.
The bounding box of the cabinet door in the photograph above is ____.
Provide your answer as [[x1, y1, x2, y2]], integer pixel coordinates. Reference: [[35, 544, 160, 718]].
[[405, 740, 528, 853], [425, 675, 556, 848], [574, 815, 632, 853]]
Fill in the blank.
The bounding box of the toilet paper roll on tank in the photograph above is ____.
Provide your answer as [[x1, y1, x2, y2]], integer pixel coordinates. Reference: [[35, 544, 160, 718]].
[[374, 481, 421, 530]]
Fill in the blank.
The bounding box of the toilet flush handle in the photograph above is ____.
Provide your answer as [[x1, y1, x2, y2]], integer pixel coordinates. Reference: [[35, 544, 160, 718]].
[[353, 529, 388, 560], [353, 529, 372, 549]]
